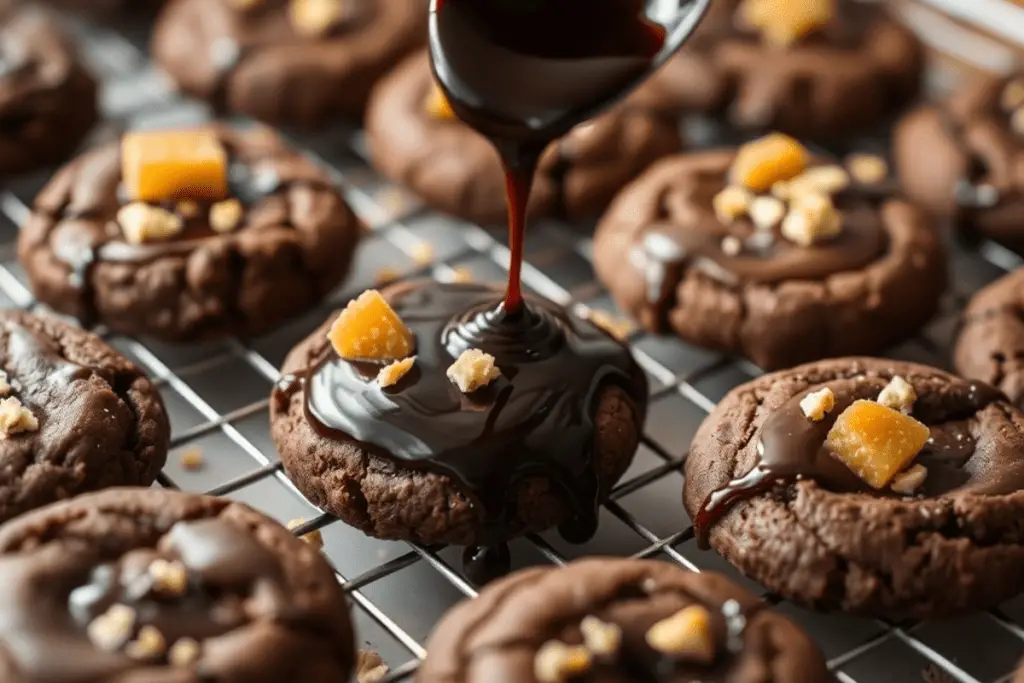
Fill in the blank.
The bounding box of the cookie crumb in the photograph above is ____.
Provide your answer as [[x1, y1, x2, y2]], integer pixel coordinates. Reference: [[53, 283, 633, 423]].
[[0, 397, 37, 437], [329, 290, 414, 362], [357, 650, 389, 683], [712, 186, 752, 224], [720, 235, 743, 256], [1000, 79, 1024, 112], [846, 154, 889, 185], [378, 357, 416, 388], [287, 518, 325, 549], [210, 199, 244, 233], [787, 165, 850, 197], [799, 387, 835, 421], [580, 615, 622, 657], [87, 604, 136, 652], [731, 133, 808, 192], [168, 638, 201, 667], [374, 267, 400, 286], [645, 605, 716, 663], [125, 625, 167, 661], [148, 558, 189, 597], [586, 310, 634, 341], [534, 641, 592, 683], [411, 242, 434, 266], [877, 376, 916, 413], [749, 196, 785, 230], [447, 349, 501, 393], [826, 400, 930, 489], [179, 447, 204, 471], [289, 0, 345, 36], [427, 85, 456, 120], [117, 203, 184, 245], [780, 193, 842, 247], [122, 129, 228, 203], [891, 463, 928, 495], [177, 200, 199, 218]]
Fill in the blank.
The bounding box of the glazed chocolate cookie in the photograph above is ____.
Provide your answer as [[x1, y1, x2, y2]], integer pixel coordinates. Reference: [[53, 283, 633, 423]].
[[271, 280, 647, 567], [894, 72, 1024, 254], [0, 310, 168, 524], [152, 0, 426, 126], [366, 51, 683, 226], [19, 124, 362, 342], [683, 357, 1024, 619], [0, 0, 97, 174], [632, 0, 922, 138], [594, 136, 946, 370], [954, 268, 1024, 408], [417, 558, 831, 683], [0, 487, 355, 682]]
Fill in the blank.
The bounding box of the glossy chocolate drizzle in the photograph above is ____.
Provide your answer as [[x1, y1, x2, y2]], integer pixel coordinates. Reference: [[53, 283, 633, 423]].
[[694, 378, 1012, 546], [274, 281, 647, 568]]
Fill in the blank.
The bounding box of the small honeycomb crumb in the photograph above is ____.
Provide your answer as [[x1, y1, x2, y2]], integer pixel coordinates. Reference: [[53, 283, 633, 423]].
[[720, 235, 743, 256], [877, 375, 916, 414], [731, 133, 808, 192], [290, 0, 345, 36], [287, 518, 325, 549], [374, 267, 400, 286], [712, 186, 752, 224], [587, 310, 634, 341], [450, 267, 474, 283], [780, 193, 842, 247], [177, 200, 199, 218], [749, 195, 786, 230], [0, 397, 37, 437], [210, 199, 244, 233], [122, 129, 228, 203], [825, 400, 931, 489], [1000, 79, 1024, 112], [799, 387, 835, 421], [891, 463, 928, 495], [168, 638, 201, 667], [179, 448, 204, 471], [580, 616, 622, 657], [645, 605, 716, 663], [411, 242, 434, 266], [846, 154, 889, 185], [87, 604, 136, 652], [328, 290, 414, 362], [117, 203, 184, 245], [148, 559, 189, 597], [426, 85, 456, 120], [125, 625, 167, 661], [787, 165, 850, 197], [534, 641, 592, 683], [1012, 107, 1024, 137], [447, 348, 501, 393], [741, 0, 835, 47], [378, 356, 416, 388], [357, 650, 389, 683]]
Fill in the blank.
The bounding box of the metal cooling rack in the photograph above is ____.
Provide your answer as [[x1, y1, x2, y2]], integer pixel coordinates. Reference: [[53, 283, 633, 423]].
[[1, 8, 1023, 683]]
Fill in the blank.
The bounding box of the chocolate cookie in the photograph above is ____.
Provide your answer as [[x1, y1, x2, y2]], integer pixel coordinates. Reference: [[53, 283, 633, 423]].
[[152, 0, 426, 126], [0, 310, 168, 524], [683, 357, 1024, 619], [894, 72, 1024, 254], [18, 124, 362, 342], [0, 487, 355, 682], [270, 280, 647, 564], [0, 0, 97, 175], [366, 51, 684, 226], [593, 140, 946, 370], [417, 558, 831, 683], [632, 0, 922, 138], [954, 268, 1024, 408]]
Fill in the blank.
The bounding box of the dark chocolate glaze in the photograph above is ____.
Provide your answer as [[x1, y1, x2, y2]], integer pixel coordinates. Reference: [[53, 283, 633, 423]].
[[275, 281, 648, 551], [694, 378, 1011, 546]]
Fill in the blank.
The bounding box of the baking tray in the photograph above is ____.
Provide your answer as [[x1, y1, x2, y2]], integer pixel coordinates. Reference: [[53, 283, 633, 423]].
[[0, 7, 1022, 683]]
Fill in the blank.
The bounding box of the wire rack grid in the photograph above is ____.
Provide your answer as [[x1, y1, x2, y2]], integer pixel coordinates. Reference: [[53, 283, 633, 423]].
[[1, 9, 1023, 683]]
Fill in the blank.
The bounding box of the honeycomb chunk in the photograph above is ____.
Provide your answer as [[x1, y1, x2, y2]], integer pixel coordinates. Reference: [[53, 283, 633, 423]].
[[877, 375, 916, 414], [780, 193, 842, 247], [799, 387, 835, 421], [377, 356, 416, 388], [891, 463, 928, 495], [117, 203, 184, 245], [645, 605, 716, 663], [447, 349, 501, 393], [122, 129, 228, 203], [749, 196, 785, 230], [825, 400, 930, 489], [0, 397, 38, 437], [730, 133, 808, 192], [786, 165, 850, 197], [741, 0, 835, 48], [328, 290, 413, 362], [426, 85, 456, 120]]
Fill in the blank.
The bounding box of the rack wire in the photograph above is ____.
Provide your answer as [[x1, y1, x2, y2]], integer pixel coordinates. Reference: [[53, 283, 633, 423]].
[[1, 8, 1022, 683]]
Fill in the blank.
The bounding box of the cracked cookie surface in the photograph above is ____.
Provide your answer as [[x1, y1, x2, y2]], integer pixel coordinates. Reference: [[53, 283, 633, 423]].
[[593, 149, 947, 370], [683, 357, 1024, 619], [18, 124, 361, 342], [0, 487, 354, 683], [0, 310, 167, 523], [416, 558, 831, 683], [365, 51, 684, 226]]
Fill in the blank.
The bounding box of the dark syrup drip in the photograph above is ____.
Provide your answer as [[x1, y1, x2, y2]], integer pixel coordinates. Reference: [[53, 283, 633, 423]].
[[694, 379, 1013, 547]]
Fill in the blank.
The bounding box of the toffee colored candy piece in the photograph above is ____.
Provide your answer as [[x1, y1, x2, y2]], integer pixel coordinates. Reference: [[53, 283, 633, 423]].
[[151, 0, 426, 126], [270, 280, 647, 547], [0, 487, 355, 682], [894, 72, 1024, 255], [683, 357, 1024, 619], [416, 558, 831, 683], [0, 1, 98, 174], [593, 148, 947, 370], [366, 51, 684, 226], [18, 124, 362, 342], [0, 310, 168, 523], [955, 268, 1024, 409]]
